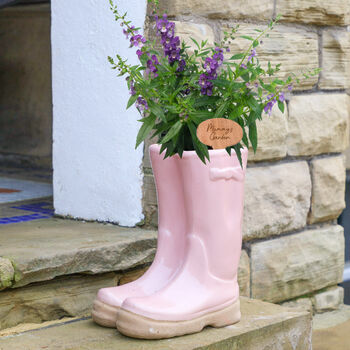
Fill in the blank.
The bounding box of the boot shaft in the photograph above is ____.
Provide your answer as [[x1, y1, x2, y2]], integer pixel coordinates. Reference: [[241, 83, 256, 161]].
[[177, 148, 248, 280]]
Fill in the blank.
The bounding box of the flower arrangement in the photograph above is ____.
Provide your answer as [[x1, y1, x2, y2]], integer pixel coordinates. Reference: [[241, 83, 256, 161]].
[[108, 0, 319, 164]]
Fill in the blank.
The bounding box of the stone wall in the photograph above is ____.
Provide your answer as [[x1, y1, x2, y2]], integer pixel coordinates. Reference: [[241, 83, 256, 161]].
[[142, 0, 349, 312]]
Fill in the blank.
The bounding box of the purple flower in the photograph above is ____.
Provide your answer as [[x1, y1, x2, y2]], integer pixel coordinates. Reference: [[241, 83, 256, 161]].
[[129, 80, 136, 96], [177, 59, 186, 72], [155, 15, 185, 68], [123, 29, 129, 39], [240, 63, 247, 69], [156, 14, 174, 35], [247, 49, 256, 63], [198, 47, 225, 95], [123, 26, 137, 39], [226, 47, 230, 52], [136, 96, 148, 112], [145, 54, 160, 78], [278, 92, 285, 102], [180, 112, 189, 120], [136, 49, 143, 58], [130, 34, 146, 48], [264, 94, 277, 115], [288, 84, 293, 91]]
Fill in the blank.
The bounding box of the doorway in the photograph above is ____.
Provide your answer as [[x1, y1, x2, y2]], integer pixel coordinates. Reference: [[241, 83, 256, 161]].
[[0, 0, 53, 224]]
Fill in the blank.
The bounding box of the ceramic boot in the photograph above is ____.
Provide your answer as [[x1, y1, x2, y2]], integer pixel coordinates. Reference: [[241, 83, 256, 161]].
[[92, 144, 186, 327], [116, 148, 248, 339]]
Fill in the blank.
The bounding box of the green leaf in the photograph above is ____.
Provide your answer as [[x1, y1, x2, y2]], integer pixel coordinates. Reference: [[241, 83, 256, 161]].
[[135, 114, 156, 149], [164, 141, 176, 158], [229, 53, 245, 60], [149, 102, 166, 122], [177, 128, 184, 158], [188, 122, 209, 163], [127, 94, 138, 109], [161, 120, 183, 144], [241, 72, 250, 82], [278, 101, 285, 113], [213, 79, 231, 88], [215, 101, 230, 118], [196, 50, 211, 57], [253, 40, 259, 48], [190, 111, 215, 124], [193, 96, 220, 108], [248, 120, 258, 153], [233, 144, 243, 168], [240, 35, 254, 41], [236, 116, 249, 149], [229, 106, 243, 120], [190, 37, 200, 49], [247, 96, 260, 112], [273, 79, 285, 85]]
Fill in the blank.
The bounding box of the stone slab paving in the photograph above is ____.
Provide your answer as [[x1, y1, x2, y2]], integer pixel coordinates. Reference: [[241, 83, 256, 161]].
[[313, 318, 350, 350], [0, 298, 312, 350], [0, 218, 157, 288], [313, 304, 350, 330]]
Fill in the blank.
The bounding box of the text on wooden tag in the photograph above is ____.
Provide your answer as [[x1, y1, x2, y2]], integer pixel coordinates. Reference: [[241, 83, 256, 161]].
[[197, 118, 243, 149]]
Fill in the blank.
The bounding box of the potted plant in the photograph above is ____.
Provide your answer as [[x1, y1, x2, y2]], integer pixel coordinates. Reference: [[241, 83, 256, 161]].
[[92, 0, 319, 339]]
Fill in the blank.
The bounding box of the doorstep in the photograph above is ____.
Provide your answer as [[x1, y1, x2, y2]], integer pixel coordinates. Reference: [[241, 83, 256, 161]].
[[0, 297, 312, 350], [0, 216, 157, 330], [0, 217, 157, 289]]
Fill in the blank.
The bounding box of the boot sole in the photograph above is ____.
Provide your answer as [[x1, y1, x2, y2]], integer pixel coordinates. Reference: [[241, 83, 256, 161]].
[[91, 299, 120, 328], [116, 299, 240, 339]]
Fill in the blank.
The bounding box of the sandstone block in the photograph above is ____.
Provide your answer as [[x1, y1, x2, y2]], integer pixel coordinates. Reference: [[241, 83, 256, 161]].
[[174, 21, 215, 55], [248, 105, 288, 161], [309, 155, 346, 224], [251, 225, 345, 303], [119, 266, 148, 286], [319, 30, 350, 90], [287, 94, 349, 156], [281, 298, 313, 314], [158, 0, 274, 21], [276, 0, 350, 26], [238, 250, 250, 297], [0, 298, 312, 350], [0, 273, 119, 330], [243, 161, 311, 240], [144, 161, 311, 241], [224, 24, 318, 90], [312, 286, 344, 313], [0, 258, 15, 291], [1, 219, 157, 289], [142, 172, 158, 227]]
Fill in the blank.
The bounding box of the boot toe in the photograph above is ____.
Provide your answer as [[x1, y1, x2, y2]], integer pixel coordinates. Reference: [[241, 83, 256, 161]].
[[97, 287, 124, 307]]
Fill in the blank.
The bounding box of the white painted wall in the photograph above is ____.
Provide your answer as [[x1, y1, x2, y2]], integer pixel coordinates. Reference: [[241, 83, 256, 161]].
[[51, 0, 146, 226]]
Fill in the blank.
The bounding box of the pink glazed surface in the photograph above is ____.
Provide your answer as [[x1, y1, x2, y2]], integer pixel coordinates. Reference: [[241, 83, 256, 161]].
[[121, 146, 248, 321]]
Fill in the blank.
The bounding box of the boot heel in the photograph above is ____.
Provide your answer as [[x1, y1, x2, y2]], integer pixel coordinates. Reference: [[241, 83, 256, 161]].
[[210, 299, 241, 328]]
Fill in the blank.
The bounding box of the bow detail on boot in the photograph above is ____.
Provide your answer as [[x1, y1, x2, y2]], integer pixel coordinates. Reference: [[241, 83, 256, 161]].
[[209, 166, 244, 182]]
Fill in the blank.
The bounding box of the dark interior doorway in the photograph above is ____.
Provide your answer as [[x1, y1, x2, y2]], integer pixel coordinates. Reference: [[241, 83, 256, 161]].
[[0, 0, 52, 169]]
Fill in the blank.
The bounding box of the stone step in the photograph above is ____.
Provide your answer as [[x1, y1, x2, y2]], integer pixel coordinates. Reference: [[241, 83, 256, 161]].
[[0, 217, 157, 330], [0, 298, 312, 350], [0, 217, 250, 330], [0, 217, 157, 289]]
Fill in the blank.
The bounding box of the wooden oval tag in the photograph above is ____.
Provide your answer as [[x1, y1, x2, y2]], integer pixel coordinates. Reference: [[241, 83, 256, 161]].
[[197, 118, 243, 149]]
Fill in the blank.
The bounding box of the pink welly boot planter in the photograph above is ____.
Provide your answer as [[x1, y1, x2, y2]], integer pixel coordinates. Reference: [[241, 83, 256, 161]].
[[116, 147, 248, 339], [92, 144, 186, 327]]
